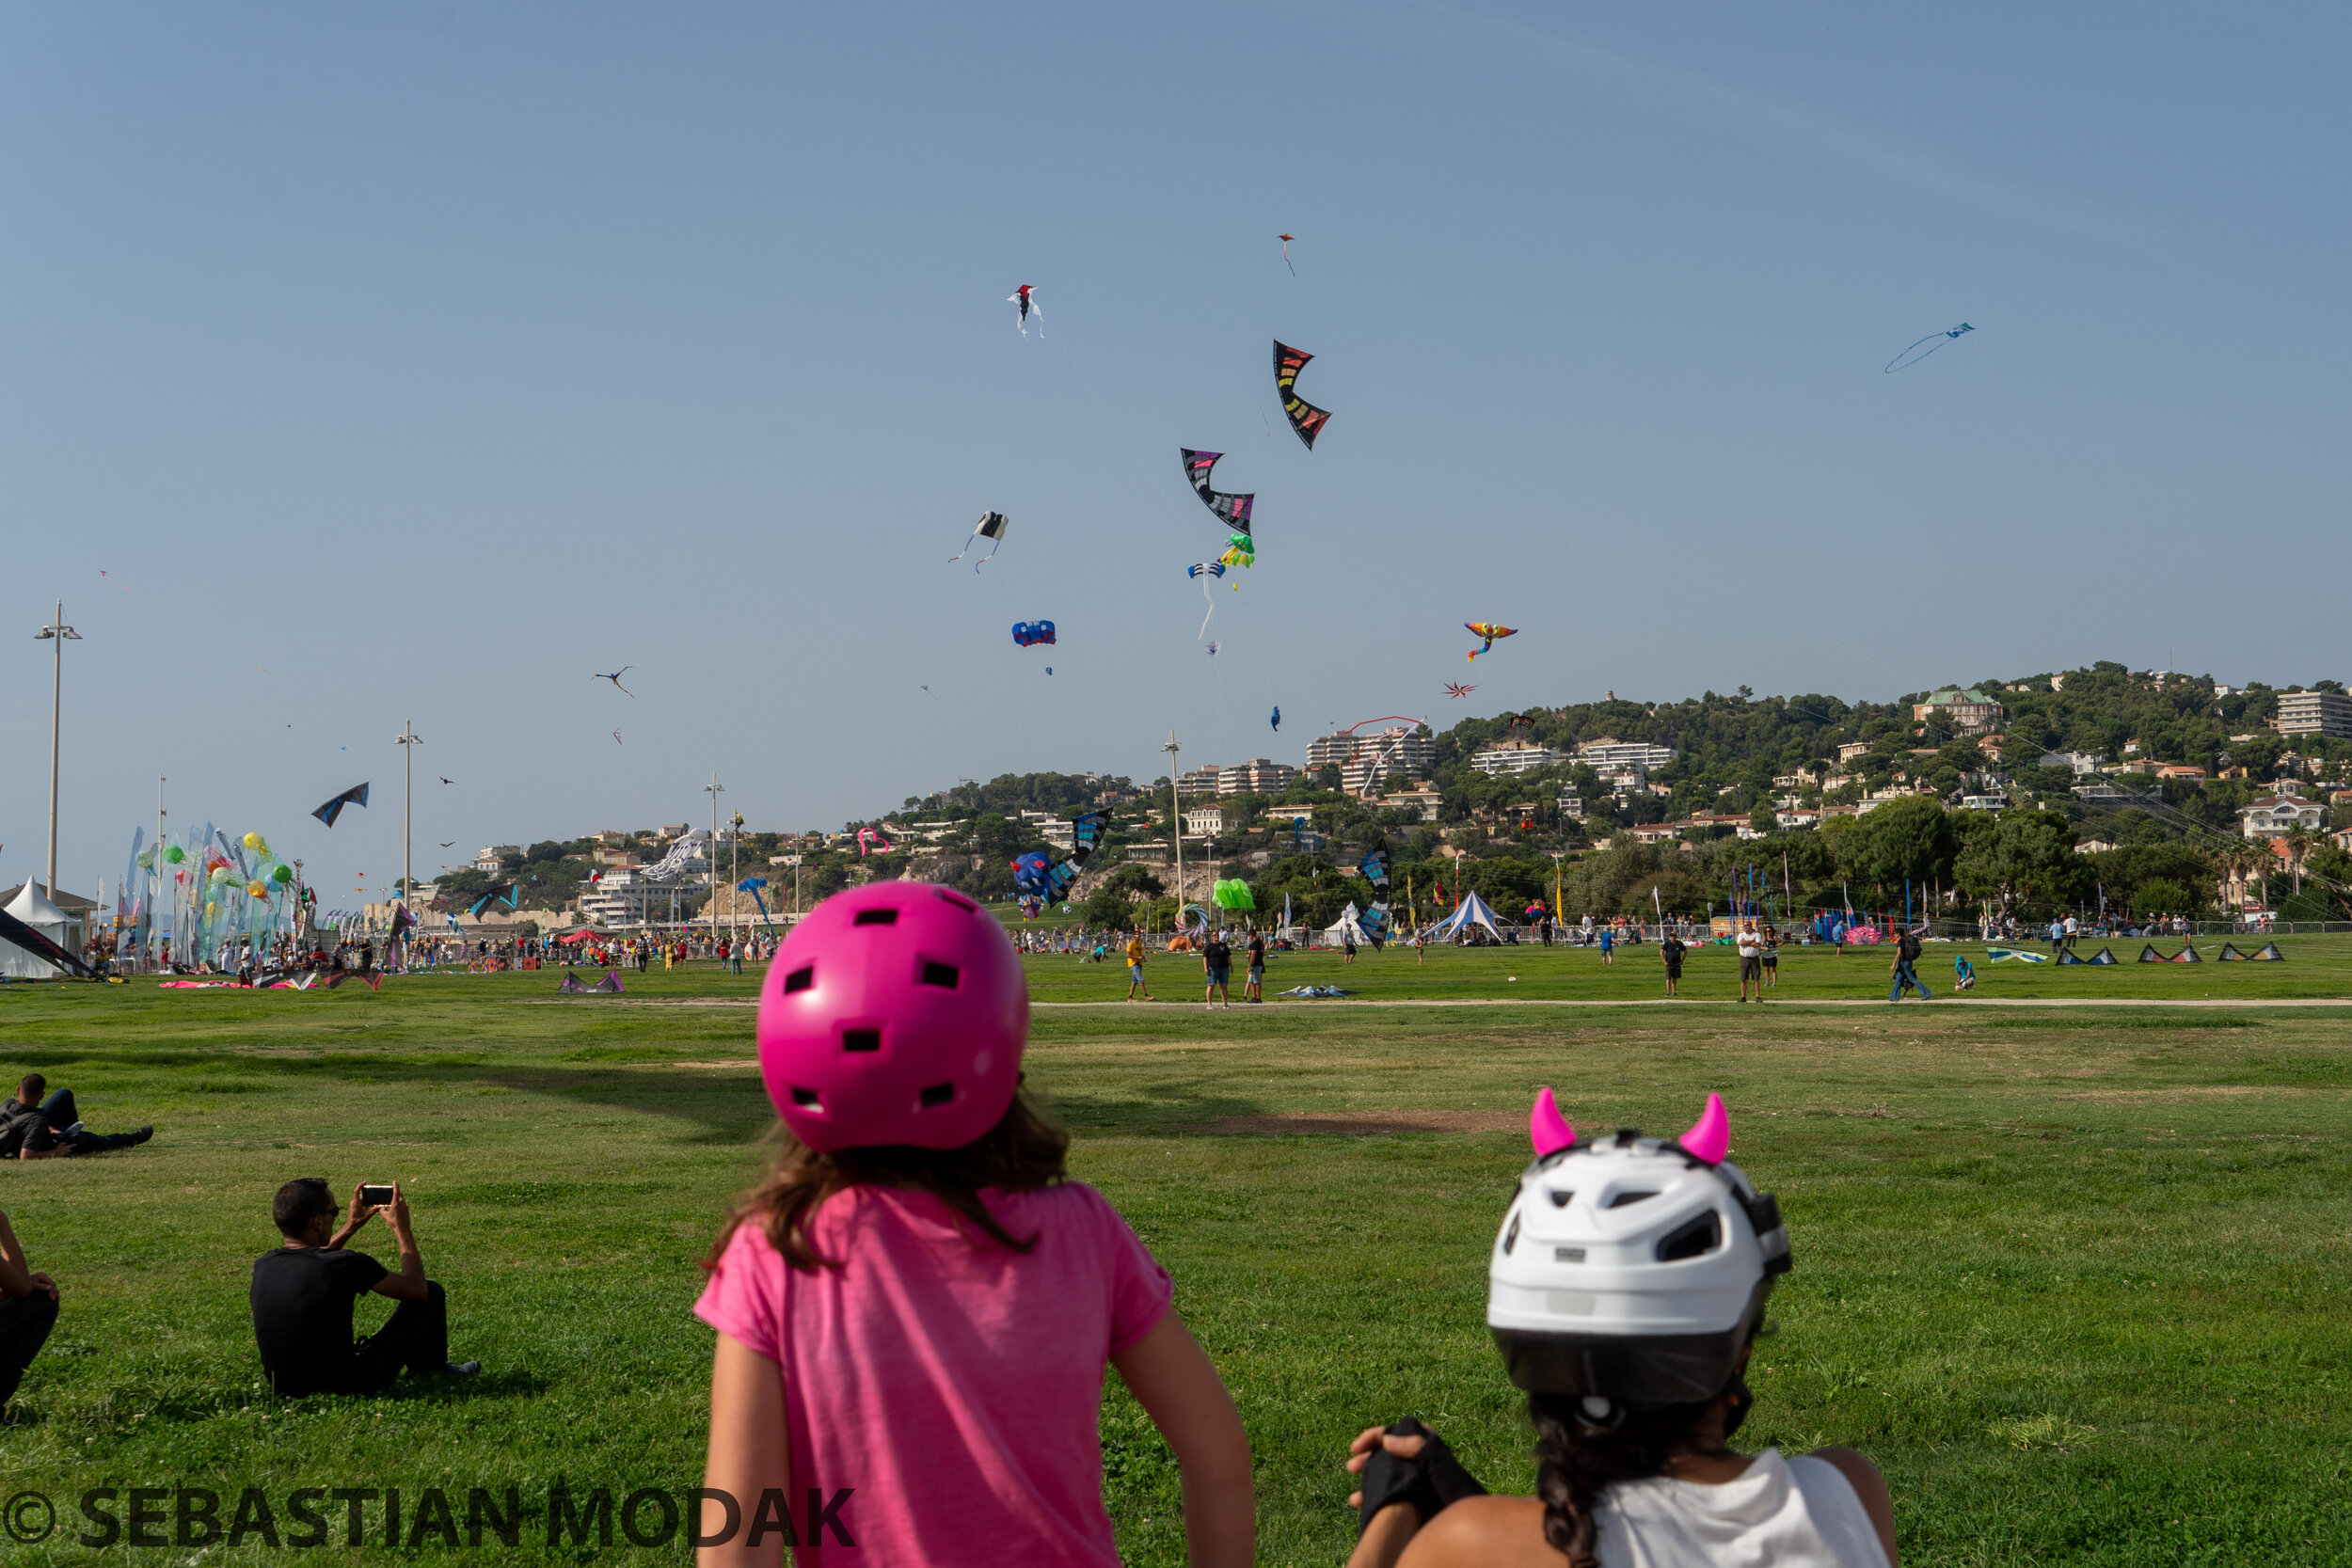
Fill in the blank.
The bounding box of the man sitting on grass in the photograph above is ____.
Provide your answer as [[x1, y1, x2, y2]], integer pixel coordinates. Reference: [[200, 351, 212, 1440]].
[[250, 1179, 480, 1397], [0, 1209, 60, 1421], [0, 1074, 152, 1160]]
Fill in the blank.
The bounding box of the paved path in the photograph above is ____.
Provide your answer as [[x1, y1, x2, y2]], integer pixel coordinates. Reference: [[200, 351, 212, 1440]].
[[516, 995, 2352, 1010]]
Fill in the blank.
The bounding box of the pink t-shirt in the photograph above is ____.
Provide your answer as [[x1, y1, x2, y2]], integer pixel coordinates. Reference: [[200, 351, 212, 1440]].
[[694, 1180, 1173, 1567]]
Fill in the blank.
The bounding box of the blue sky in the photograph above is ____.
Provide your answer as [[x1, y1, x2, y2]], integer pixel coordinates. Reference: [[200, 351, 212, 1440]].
[[5, 2, 2346, 902]]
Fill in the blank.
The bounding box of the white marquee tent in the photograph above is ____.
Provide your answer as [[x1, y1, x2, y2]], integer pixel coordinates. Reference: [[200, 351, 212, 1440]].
[[1423, 890, 1507, 942], [2, 882, 79, 979]]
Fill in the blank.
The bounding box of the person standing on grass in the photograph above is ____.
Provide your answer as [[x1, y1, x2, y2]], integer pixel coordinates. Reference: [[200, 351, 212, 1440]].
[[1340, 1091, 1894, 1568], [1659, 927, 1685, 997], [1760, 924, 1781, 990], [0, 1209, 60, 1420], [1245, 929, 1266, 1004], [697, 883, 1254, 1567], [1735, 921, 1764, 1003], [1343, 924, 1359, 964], [1203, 929, 1233, 1010], [250, 1179, 481, 1396], [1125, 927, 1153, 1002], [1597, 923, 1613, 966], [1888, 926, 1931, 1003]]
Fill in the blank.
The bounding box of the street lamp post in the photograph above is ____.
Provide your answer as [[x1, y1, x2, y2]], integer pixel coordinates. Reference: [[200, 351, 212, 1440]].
[[1161, 732, 1183, 935], [705, 775, 725, 942], [34, 602, 81, 899], [395, 721, 422, 904]]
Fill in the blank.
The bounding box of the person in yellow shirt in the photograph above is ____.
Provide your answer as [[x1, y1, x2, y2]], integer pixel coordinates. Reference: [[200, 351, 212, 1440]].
[[1124, 930, 1152, 1002]]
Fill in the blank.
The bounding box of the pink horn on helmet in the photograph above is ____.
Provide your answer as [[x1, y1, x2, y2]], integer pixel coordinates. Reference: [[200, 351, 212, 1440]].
[[1680, 1092, 1730, 1164], [1529, 1086, 1577, 1157]]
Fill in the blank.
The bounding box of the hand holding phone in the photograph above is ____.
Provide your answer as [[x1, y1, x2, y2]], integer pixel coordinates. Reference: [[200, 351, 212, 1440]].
[[358, 1184, 395, 1208]]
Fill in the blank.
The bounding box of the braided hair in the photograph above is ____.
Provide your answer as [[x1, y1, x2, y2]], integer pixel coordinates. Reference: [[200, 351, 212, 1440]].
[[1527, 1381, 1749, 1568]]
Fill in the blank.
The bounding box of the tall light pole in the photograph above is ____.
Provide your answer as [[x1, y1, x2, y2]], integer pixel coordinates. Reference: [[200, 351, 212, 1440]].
[[34, 602, 80, 899], [705, 774, 725, 938], [154, 775, 167, 965], [1161, 732, 1183, 929], [395, 721, 422, 903]]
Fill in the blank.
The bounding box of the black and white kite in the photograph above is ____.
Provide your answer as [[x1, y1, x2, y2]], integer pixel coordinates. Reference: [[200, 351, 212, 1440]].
[[949, 511, 1009, 570], [311, 784, 370, 828]]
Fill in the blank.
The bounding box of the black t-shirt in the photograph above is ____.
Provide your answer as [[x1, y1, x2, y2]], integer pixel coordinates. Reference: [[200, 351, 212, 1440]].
[[1203, 941, 1232, 970], [1661, 937, 1685, 967], [251, 1246, 389, 1395], [1896, 932, 1922, 962], [1247, 938, 1264, 968], [0, 1107, 51, 1158]]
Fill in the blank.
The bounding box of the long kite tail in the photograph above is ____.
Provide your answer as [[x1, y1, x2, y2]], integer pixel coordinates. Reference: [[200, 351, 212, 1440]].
[[1199, 579, 1217, 640]]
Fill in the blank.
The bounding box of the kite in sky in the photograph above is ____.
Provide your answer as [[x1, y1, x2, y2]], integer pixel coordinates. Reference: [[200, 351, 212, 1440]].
[[311, 783, 370, 827], [1445, 682, 1477, 699], [1465, 623, 1517, 661], [612, 731, 623, 745], [949, 511, 1009, 569], [1181, 450, 1255, 539], [1187, 561, 1226, 638], [1272, 341, 1331, 450], [1012, 620, 1057, 648], [594, 667, 634, 697], [1503, 713, 1535, 730], [1278, 233, 1295, 275], [1008, 285, 1041, 336], [1009, 809, 1109, 915], [1270, 706, 1280, 732], [99, 569, 131, 593], [439, 841, 456, 847], [469, 883, 519, 918], [1204, 641, 1221, 657], [439, 776, 453, 784], [1358, 838, 1393, 947], [1884, 322, 1974, 373], [1044, 667, 1053, 675]]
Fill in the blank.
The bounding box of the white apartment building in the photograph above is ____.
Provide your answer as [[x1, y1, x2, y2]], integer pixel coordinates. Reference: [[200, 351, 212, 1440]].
[[2275, 689, 2352, 740], [2238, 795, 2325, 838], [1469, 739, 1567, 777], [1338, 728, 1436, 796], [1576, 737, 1678, 770], [473, 845, 521, 871], [1183, 804, 1226, 836], [1218, 758, 1300, 796]]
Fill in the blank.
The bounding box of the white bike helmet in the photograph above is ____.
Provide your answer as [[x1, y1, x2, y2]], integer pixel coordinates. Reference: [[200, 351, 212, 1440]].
[[1488, 1090, 1790, 1412]]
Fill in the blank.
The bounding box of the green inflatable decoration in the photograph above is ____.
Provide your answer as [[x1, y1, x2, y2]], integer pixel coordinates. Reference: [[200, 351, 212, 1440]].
[[272, 864, 294, 884], [1212, 879, 1255, 911]]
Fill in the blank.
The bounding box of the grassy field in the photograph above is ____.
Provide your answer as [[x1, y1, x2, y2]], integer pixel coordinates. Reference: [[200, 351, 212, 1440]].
[[0, 940, 2346, 1562]]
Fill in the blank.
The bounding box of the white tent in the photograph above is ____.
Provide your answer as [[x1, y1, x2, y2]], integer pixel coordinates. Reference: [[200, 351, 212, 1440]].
[[2, 882, 79, 979], [1319, 900, 1372, 947], [1425, 890, 1506, 942]]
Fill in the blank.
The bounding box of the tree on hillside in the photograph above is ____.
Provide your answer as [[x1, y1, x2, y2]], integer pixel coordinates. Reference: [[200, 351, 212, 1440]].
[[1955, 808, 2087, 919]]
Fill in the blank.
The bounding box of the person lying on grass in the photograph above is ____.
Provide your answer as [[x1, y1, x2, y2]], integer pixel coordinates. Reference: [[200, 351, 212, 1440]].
[[250, 1179, 481, 1397], [696, 882, 1253, 1566], [1342, 1091, 1897, 1568], [0, 1073, 151, 1160]]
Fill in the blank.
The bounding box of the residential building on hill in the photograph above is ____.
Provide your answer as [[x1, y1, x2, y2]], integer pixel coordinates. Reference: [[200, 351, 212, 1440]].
[[1338, 728, 1435, 796], [473, 845, 521, 872], [1176, 764, 1224, 796], [1913, 688, 2006, 733], [2274, 689, 2352, 740], [1469, 738, 1566, 777], [1575, 737, 1677, 770], [1218, 759, 1299, 796], [2239, 795, 2325, 838], [1183, 804, 1225, 837]]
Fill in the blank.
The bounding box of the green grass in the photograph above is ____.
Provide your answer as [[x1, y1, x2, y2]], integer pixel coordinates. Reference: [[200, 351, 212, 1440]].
[[0, 944, 2347, 1562]]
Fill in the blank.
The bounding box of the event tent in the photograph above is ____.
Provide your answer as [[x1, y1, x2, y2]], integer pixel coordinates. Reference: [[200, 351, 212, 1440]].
[[1, 882, 79, 979], [1424, 891, 1506, 942], [1320, 901, 1371, 947]]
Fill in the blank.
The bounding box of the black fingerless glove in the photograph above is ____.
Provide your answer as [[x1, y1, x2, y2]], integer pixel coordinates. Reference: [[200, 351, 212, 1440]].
[[1356, 1418, 1489, 1538]]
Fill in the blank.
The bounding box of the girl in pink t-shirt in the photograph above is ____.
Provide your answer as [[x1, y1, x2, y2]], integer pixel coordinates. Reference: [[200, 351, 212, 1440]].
[[694, 882, 1254, 1567]]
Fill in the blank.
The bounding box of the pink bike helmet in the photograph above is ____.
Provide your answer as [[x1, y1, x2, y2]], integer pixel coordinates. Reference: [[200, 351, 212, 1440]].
[[756, 881, 1028, 1151]]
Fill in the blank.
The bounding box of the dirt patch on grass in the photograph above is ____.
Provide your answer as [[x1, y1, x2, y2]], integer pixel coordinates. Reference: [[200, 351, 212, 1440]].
[[1200, 1109, 1521, 1136], [2072, 1085, 2292, 1101]]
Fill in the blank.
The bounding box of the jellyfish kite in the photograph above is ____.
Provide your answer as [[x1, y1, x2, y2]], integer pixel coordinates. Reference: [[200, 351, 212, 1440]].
[[1465, 623, 1517, 662], [1186, 561, 1226, 637], [1272, 341, 1331, 450], [1883, 322, 1973, 373], [1008, 285, 1041, 336], [949, 511, 1009, 569], [1012, 620, 1057, 648]]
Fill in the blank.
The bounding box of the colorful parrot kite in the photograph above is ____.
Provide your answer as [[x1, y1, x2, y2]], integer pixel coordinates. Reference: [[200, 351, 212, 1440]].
[[1278, 233, 1295, 275], [1012, 620, 1057, 648], [1465, 623, 1517, 661], [310, 783, 370, 827], [1883, 322, 1973, 373], [949, 511, 1009, 569], [1181, 450, 1254, 539], [1445, 683, 1476, 699], [1008, 285, 1041, 336], [1272, 341, 1331, 450]]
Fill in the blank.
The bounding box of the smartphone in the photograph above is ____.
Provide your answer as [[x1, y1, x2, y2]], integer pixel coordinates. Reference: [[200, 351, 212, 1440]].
[[358, 1184, 395, 1207]]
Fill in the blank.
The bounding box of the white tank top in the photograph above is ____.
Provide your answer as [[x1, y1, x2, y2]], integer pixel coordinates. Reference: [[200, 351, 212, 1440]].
[[1593, 1449, 1891, 1568]]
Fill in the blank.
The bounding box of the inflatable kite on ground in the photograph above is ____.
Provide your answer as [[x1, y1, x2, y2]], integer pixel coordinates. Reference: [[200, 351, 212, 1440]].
[[1272, 341, 1331, 450], [1279, 233, 1295, 275], [593, 970, 625, 993], [594, 667, 634, 697], [310, 784, 370, 827], [558, 973, 589, 994], [1008, 285, 1041, 336], [1012, 620, 1057, 648], [1212, 879, 1255, 911], [1182, 450, 1255, 541], [1445, 683, 1476, 699], [1465, 623, 1517, 662], [949, 511, 1009, 569], [1883, 323, 1973, 373], [1985, 945, 2046, 963], [1357, 838, 1393, 947], [1187, 561, 1226, 637]]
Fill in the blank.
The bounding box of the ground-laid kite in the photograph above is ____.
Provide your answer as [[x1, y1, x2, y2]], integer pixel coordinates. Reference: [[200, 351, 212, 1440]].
[[311, 784, 370, 827], [1012, 620, 1057, 648], [1270, 706, 1280, 732], [1272, 341, 1331, 450], [594, 667, 634, 697], [949, 511, 1009, 569], [1181, 450, 1255, 540], [1465, 623, 1517, 661], [1278, 233, 1295, 275], [1008, 285, 1041, 336], [1187, 561, 1226, 637], [1358, 839, 1393, 947], [1883, 323, 1973, 373], [1445, 682, 1477, 699]]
